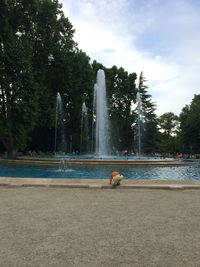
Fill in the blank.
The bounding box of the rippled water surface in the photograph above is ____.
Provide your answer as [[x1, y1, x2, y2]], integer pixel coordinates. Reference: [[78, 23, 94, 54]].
[[0, 162, 200, 180]]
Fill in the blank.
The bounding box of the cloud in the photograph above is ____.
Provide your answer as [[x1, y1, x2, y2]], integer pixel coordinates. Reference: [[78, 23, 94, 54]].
[[60, 0, 200, 116]]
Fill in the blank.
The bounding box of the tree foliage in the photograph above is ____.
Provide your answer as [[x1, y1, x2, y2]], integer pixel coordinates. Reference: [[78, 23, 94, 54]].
[[0, 0, 92, 154], [0, 0, 39, 154], [136, 72, 159, 153], [179, 94, 200, 153], [106, 66, 137, 152], [158, 112, 179, 136], [157, 112, 181, 153]]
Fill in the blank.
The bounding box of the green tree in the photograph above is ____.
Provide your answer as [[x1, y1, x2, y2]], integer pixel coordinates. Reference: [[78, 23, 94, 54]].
[[0, 0, 79, 154], [157, 112, 181, 153], [0, 0, 39, 155], [27, 0, 77, 152], [136, 71, 159, 154], [106, 66, 137, 152], [158, 112, 179, 136], [179, 94, 200, 154], [62, 50, 93, 152]]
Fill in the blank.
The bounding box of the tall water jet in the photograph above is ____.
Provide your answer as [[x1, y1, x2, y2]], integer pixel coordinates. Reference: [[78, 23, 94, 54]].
[[93, 69, 111, 156], [136, 92, 143, 156], [91, 85, 97, 152], [80, 101, 89, 153], [54, 92, 66, 153]]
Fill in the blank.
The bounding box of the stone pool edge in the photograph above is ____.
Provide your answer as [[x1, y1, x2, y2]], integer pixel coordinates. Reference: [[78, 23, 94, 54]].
[[1, 177, 200, 190]]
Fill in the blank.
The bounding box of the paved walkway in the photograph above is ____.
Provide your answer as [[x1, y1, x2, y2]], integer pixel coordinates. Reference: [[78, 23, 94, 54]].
[[0, 187, 200, 266]]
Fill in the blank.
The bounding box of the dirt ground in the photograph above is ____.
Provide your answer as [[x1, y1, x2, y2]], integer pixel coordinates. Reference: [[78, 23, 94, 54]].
[[0, 187, 200, 267]]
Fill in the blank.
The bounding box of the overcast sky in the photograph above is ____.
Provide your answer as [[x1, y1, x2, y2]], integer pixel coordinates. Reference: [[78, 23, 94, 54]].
[[60, 0, 200, 115]]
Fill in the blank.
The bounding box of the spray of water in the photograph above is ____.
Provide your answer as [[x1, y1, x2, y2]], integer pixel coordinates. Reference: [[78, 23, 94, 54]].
[[93, 69, 111, 156], [54, 92, 66, 153], [80, 101, 89, 153], [136, 92, 143, 156]]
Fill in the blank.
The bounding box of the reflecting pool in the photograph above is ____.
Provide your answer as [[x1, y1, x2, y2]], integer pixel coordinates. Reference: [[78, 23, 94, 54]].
[[0, 162, 200, 180]]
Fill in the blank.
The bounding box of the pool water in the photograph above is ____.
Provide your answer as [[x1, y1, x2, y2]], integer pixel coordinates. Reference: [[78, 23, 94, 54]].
[[0, 162, 200, 180]]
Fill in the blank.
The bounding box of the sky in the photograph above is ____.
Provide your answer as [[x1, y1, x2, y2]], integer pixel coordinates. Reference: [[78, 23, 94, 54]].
[[60, 0, 200, 116]]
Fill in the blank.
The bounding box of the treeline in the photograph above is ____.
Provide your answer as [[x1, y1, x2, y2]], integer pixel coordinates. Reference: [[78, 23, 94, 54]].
[[0, 0, 199, 156]]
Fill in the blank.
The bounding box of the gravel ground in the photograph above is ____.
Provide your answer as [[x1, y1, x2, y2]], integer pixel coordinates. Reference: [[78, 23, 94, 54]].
[[0, 187, 200, 267]]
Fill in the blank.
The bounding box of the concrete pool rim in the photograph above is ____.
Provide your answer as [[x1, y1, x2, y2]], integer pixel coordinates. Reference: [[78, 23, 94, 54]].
[[1, 177, 200, 190], [0, 156, 196, 167]]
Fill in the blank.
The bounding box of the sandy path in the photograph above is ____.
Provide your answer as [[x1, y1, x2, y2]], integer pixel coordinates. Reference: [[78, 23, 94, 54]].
[[0, 188, 200, 267]]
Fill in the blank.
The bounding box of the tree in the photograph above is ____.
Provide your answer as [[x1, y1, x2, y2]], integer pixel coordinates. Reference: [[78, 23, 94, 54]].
[[62, 50, 93, 152], [0, 0, 80, 154], [27, 0, 78, 152], [136, 71, 159, 153], [0, 0, 39, 154], [158, 112, 179, 136], [157, 113, 181, 153], [157, 112, 181, 153], [179, 94, 200, 154], [106, 66, 137, 152]]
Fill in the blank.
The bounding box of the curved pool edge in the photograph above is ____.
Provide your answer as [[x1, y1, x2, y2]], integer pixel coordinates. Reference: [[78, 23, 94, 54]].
[[0, 157, 196, 167], [1, 177, 200, 190]]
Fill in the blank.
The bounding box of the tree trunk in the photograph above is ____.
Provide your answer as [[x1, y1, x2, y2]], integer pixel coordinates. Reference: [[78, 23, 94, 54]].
[[2, 138, 18, 157]]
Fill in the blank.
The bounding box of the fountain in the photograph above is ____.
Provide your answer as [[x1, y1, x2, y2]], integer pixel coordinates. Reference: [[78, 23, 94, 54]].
[[91, 85, 97, 152], [136, 92, 143, 156], [80, 101, 89, 153], [59, 158, 71, 172], [0, 71, 196, 184], [0, 82, 194, 180], [93, 69, 111, 156], [54, 92, 66, 153]]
